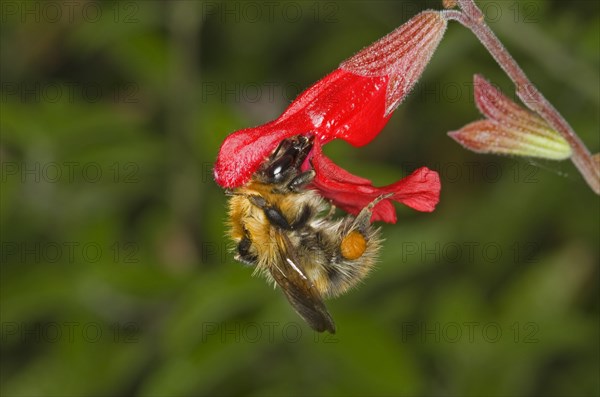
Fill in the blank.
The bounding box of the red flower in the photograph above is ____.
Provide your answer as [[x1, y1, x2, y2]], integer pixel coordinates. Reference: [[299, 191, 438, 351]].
[[214, 11, 447, 223]]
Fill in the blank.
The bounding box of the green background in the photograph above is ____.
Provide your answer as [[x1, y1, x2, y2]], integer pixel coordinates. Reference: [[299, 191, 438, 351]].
[[1, 1, 598, 396]]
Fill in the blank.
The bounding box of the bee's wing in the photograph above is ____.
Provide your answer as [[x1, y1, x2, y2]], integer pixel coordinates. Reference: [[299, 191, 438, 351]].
[[270, 232, 336, 333]]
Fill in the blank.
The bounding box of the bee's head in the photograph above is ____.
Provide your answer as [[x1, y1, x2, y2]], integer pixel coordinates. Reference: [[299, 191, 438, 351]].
[[258, 135, 314, 185]]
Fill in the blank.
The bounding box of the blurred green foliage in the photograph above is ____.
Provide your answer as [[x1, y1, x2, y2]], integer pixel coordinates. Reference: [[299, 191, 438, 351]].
[[1, 1, 598, 396]]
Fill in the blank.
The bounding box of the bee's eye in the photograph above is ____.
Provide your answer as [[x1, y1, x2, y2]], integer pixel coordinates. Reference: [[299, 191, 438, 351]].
[[266, 154, 293, 182]]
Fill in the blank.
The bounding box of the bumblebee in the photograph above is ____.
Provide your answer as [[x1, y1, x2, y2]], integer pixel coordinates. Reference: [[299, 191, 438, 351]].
[[226, 135, 386, 333]]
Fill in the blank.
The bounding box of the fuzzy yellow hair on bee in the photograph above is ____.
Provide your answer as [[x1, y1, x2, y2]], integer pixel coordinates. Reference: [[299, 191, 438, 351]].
[[226, 135, 386, 333]]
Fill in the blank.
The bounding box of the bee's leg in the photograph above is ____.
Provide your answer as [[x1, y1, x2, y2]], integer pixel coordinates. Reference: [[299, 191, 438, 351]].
[[290, 205, 311, 229], [340, 194, 392, 261], [235, 235, 258, 266], [286, 170, 315, 192], [248, 195, 292, 230], [249, 192, 309, 230], [351, 193, 393, 233]]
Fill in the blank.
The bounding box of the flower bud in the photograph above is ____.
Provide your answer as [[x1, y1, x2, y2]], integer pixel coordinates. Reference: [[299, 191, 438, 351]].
[[449, 75, 572, 160]]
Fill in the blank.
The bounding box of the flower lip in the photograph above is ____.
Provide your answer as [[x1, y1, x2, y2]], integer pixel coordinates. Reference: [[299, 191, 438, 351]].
[[308, 140, 441, 223]]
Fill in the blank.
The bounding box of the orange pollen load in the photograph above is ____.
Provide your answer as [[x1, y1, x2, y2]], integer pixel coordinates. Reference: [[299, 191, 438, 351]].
[[340, 231, 367, 260]]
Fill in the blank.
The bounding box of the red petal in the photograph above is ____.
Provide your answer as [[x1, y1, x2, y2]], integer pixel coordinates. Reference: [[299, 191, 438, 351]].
[[309, 142, 441, 223], [214, 69, 390, 188], [281, 69, 391, 147]]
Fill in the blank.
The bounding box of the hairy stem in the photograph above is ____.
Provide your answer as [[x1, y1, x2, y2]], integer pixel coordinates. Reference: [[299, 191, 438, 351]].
[[443, 1, 599, 194]]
